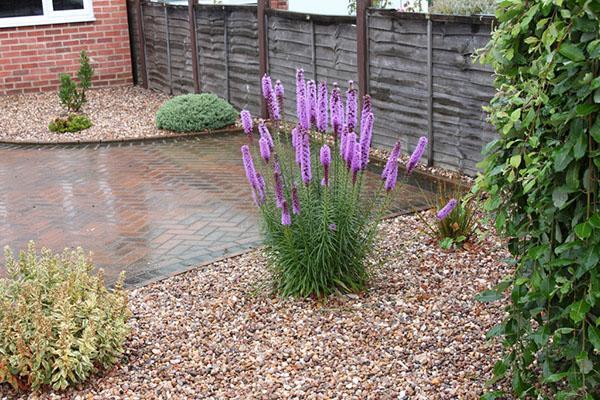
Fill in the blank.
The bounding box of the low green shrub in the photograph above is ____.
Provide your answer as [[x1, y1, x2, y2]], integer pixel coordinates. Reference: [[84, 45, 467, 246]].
[[48, 114, 92, 133], [0, 242, 130, 392], [155, 93, 237, 132], [58, 51, 93, 113], [429, 0, 495, 15]]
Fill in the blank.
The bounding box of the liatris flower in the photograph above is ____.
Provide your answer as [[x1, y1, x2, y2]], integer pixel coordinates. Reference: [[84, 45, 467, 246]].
[[316, 81, 329, 132], [351, 141, 362, 184], [346, 81, 357, 132], [382, 142, 401, 180], [262, 74, 280, 121], [281, 199, 291, 226], [328, 223, 337, 231], [291, 184, 301, 215], [258, 119, 274, 149], [437, 199, 458, 220], [344, 131, 357, 167], [307, 80, 317, 128], [320, 144, 331, 186], [300, 129, 312, 185], [240, 109, 253, 138], [359, 112, 374, 169], [384, 159, 398, 192], [259, 137, 270, 163], [339, 124, 349, 157], [274, 79, 285, 117], [256, 173, 266, 203], [407, 136, 428, 174], [241, 144, 259, 192], [296, 69, 309, 130], [330, 83, 343, 137], [292, 125, 299, 148], [274, 159, 281, 175], [360, 94, 372, 130], [274, 170, 284, 208], [293, 125, 303, 165]]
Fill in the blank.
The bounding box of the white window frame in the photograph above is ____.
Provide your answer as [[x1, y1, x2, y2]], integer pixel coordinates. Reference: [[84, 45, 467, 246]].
[[0, 0, 95, 28]]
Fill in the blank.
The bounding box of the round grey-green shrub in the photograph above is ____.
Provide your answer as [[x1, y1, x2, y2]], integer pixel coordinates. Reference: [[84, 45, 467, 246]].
[[155, 93, 237, 132]]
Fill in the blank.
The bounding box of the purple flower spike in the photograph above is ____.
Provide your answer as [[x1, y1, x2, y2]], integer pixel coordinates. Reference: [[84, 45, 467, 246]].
[[351, 141, 362, 184], [300, 129, 312, 185], [293, 125, 303, 165], [241, 145, 259, 192], [330, 84, 343, 137], [274, 79, 285, 116], [274, 171, 284, 208], [360, 94, 372, 130], [307, 80, 317, 128], [344, 132, 357, 167], [262, 74, 280, 121], [407, 136, 428, 174], [240, 109, 253, 137], [320, 144, 331, 186], [258, 119, 274, 149], [281, 199, 292, 226], [359, 112, 374, 169], [296, 69, 309, 130], [346, 81, 357, 133], [256, 173, 266, 204], [274, 159, 281, 175], [340, 124, 349, 157], [291, 184, 301, 215], [384, 161, 398, 192], [382, 142, 401, 180], [316, 81, 329, 132], [437, 199, 458, 220], [259, 137, 270, 163]]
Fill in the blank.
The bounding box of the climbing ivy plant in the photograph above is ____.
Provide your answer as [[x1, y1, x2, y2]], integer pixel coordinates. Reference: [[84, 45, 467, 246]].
[[476, 0, 599, 398]]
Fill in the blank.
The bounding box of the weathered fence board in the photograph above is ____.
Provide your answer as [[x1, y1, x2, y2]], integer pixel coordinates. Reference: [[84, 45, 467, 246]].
[[129, 2, 497, 176]]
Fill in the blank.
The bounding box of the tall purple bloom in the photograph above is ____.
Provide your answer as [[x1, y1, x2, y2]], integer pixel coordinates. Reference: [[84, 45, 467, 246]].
[[351, 141, 362, 184], [320, 144, 331, 186], [346, 81, 357, 133], [262, 74, 280, 121], [407, 136, 428, 174], [307, 80, 317, 128], [316, 81, 329, 132], [259, 137, 270, 163], [281, 199, 291, 226], [340, 124, 349, 157], [256, 173, 266, 203], [330, 84, 344, 137], [382, 142, 401, 180], [384, 161, 398, 192], [274, 171, 284, 208], [300, 129, 312, 185], [344, 132, 357, 167], [291, 184, 301, 215], [274, 79, 285, 117], [360, 94, 372, 131], [241, 145, 259, 194], [293, 125, 303, 165], [258, 119, 274, 149], [296, 69, 309, 130], [240, 109, 253, 138], [359, 112, 374, 169], [437, 199, 458, 220]]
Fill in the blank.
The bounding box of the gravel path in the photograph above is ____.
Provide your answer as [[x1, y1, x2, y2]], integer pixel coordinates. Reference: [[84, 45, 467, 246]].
[[0, 86, 200, 143], [1, 211, 512, 399]]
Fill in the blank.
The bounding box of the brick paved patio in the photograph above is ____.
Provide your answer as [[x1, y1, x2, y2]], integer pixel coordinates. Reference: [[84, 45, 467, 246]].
[[0, 133, 433, 286]]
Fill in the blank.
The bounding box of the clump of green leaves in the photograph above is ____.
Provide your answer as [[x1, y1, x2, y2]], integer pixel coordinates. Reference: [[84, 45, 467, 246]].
[[0, 242, 130, 392], [429, 0, 495, 15], [58, 51, 93, 113], [48, 114, 92, 133], [476, 0, 599, 398], [155, 93, 237, 132]]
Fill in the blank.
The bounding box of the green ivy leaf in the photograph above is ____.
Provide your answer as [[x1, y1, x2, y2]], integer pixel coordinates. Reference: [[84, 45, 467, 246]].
[[569, 300, 590, 323], [574, 222, 592, 240], [576, 104, 599, 116], [552, 187, 569, 208], [510, 154, 522, 168], [559, 43, 585, 61], [589, 325, 600, 350]]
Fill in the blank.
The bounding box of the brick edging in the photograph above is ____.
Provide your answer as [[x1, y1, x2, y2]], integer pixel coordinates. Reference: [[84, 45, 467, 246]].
[[0, 125, 244, 146]]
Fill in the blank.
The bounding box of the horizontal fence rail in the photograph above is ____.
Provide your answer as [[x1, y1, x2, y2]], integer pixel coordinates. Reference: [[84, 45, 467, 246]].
[[126, 0, 497, 176]]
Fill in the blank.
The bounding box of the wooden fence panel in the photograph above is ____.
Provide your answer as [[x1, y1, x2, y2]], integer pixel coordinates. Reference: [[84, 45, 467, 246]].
[[197, 7, 227, 99], [166, 6, 194, 95], [141, 3, 170, 93], [314, 21, 358, 89]]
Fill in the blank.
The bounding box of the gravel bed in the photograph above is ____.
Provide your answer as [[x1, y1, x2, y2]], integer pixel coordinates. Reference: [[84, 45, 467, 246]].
[[0, 86, 210, 143], [1, 211, 512, 399]]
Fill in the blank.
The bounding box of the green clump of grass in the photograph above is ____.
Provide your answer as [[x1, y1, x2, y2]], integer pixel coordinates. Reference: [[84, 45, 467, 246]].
[[48, 114, 93, 133]]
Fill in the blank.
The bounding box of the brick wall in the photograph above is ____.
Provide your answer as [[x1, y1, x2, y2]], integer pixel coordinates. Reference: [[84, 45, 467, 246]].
[[270, 0, 288, 10], [0, 0, 132, 95]]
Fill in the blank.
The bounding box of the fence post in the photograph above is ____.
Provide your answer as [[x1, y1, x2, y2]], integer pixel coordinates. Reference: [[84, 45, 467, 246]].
[[188, 0, 200, 93], [134, 0, 147, 89], [356, 0, 371, 99], [257, 0, 270, 118], [426, 16, 434, 166]]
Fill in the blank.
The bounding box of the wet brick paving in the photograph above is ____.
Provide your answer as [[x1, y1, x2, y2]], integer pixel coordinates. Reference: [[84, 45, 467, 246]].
[[0, 133, 433, 286]]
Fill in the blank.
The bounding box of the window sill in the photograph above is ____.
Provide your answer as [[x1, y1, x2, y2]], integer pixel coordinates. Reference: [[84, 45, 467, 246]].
[[0, 14, 96, 29]]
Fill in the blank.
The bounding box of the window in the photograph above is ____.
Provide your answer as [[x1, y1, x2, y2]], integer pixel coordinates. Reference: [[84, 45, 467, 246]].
[[0, 0, 94, 28]]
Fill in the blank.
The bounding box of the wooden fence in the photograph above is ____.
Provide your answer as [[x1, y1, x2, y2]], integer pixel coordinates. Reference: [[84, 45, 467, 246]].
[[126, 0, 497, 175]]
